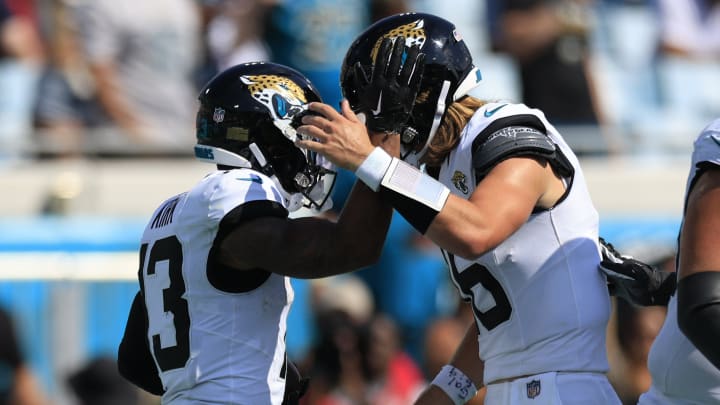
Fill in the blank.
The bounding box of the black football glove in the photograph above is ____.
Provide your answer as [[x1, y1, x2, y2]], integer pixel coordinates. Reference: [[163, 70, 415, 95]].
[[598, 237, 677, 306], [352, 36, 425, 133], [282, 360, 309, 405]]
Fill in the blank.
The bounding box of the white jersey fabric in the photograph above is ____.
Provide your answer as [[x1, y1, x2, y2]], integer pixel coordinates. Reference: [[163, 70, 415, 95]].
[[639, 119, 720, 405], [139, 168, 292, 405], [438, 103, 612, 385]]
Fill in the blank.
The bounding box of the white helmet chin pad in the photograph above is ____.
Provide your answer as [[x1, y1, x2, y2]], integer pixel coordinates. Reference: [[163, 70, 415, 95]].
[[283, 188, 306, 212], [279, 175, 334, 213]]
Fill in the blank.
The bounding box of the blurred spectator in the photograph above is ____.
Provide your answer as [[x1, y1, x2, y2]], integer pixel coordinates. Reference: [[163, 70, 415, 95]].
[[610, 300, 667, 405], [305, 275, 426, 405], [362, 314, 425, 405], [67, 356, 139, 405], [312, 274, 375, 326], [0, 0, 44, 162], [0, 306, 49, 405], [33, 0, 105, 157], [67, 0, 201, 150], [202, 0, 273, 71], [653, 0, 720, 141], [356, 212, 450, 363], [305, 308, 369, 405], [590, 0, 661, 146], [656, 0, 720, 59], [488, 0, 604, 127], [606, 247, 674, 405], [304, 309, 425, 405]]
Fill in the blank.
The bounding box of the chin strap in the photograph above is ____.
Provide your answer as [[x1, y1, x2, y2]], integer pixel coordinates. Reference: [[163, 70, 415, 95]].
[[248, 143, 305, 212]]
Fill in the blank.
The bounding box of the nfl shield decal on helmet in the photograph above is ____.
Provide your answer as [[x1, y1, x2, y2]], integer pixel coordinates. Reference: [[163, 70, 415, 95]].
[[526, 380, 541, 399], [213, 107, 225, 123]]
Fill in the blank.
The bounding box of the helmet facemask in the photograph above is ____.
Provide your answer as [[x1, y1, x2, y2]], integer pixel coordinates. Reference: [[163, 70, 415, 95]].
[[252, 127, 336, 213]]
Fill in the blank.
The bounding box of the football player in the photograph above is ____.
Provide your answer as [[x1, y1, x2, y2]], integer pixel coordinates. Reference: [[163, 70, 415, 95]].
[[600, 118, 720, 403], [116, 61, 412, 404], [297, 12, 621, 405]]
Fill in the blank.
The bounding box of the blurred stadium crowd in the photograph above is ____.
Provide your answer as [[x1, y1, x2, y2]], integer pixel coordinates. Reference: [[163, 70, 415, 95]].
[[0, 0, 717, 404]]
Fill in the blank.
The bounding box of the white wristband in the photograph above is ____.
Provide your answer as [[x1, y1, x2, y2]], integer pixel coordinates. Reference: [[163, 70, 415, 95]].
[[380, 158, 450, 213], [431, 365, 478, 405], [354, 147, 393, 192]]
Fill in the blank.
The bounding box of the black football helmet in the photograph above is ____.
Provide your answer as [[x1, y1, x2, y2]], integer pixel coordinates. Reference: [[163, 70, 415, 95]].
[[195, 62, 335, 212], [341, 12, 482, 166]]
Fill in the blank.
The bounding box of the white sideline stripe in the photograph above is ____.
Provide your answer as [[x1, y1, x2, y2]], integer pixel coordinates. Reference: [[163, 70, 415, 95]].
[[0, 252, 138, 281]]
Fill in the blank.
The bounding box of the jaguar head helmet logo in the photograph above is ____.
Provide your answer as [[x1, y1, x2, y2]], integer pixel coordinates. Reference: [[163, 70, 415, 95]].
[[452, 170, 469, 194], [371, 19, 427, 62], [240, 74, 308, 128]]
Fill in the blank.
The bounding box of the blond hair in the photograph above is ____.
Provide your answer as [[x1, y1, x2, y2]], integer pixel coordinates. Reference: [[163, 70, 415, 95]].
[[421, 96, 486, 167]]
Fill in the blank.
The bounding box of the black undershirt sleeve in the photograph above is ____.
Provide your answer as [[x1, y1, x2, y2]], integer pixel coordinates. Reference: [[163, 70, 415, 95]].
[[207, 199, 288, 293], [117, 291, 164, 395]]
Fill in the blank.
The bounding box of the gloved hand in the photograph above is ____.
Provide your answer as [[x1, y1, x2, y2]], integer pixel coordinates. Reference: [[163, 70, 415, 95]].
[[598, 237, 676, 306], [352, 36, 425, 133]]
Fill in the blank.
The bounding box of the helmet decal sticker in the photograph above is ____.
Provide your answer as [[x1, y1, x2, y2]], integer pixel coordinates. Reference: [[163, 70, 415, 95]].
[[213, 107, 225, 123], [452, 29, 463, 42], [371, 19, 426, 62], [226, 127, 249, 141], [240, 74, 308, 124], [451, 170, 469, 194]]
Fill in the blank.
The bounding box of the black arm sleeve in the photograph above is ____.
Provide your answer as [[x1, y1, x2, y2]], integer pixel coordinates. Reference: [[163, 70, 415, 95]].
[[207, 199, 287, 293], [117, 291, 164, 395], [677, 271, 720, 370]]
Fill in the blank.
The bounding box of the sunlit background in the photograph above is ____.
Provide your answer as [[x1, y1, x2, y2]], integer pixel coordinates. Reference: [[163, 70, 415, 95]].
[[0, 0, 715, 404]]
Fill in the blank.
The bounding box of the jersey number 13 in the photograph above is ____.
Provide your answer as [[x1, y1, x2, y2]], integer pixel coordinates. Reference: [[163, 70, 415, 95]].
[[140, 236, 191, 372]]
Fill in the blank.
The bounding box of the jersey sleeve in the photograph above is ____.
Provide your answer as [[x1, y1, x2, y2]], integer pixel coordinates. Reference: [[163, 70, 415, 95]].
[[691, 122, 720, 169], [470, 112, 574, 181], [206, 170, 288, 224]]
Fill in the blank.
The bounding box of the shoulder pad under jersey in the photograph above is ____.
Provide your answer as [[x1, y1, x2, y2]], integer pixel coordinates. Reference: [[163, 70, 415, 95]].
[[471, 114, 573, 180], [204, 169, 287, 223], [692, 124, 720, 169]]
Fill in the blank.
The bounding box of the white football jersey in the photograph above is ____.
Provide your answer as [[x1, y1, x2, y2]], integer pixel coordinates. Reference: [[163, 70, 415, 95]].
[[138, 168, 293, 404], [439, 103, 611, 383], [640, 119, 720, 404]]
